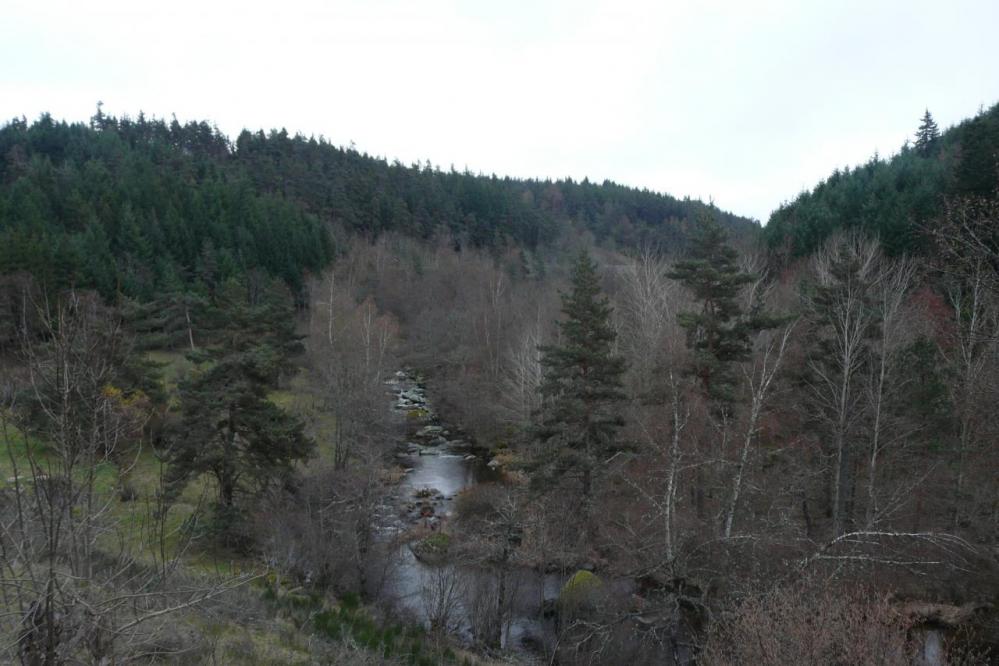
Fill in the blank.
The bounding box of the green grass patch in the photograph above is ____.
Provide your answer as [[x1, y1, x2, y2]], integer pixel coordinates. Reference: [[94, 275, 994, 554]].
[[267, 370, 339, 460]]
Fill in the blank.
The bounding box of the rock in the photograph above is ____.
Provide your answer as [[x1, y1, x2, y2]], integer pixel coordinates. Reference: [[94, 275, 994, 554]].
[[487, 458, 501, 469], [400, 389, 426, 404], [416, 425, 444, 438], [559, 570, 603, 610], [428, 436, 448, 447], [463, 454, 476, 461], [409, 532, 451, 564], [901, 601, 993, 628]]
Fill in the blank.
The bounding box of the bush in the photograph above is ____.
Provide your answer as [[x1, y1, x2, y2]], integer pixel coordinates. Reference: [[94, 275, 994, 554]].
[[701, 584, 915, 665], [559, 570, 603, 609]]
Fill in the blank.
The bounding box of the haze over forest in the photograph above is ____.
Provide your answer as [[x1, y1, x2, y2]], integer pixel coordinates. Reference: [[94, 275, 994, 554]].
[[2, 2, 999, 665]]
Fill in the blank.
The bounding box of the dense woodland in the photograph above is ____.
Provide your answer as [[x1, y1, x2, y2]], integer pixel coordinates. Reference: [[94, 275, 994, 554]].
[[0, 110, 753, 304], [0, 106, 997, 665], [765, 103, 999, 256]]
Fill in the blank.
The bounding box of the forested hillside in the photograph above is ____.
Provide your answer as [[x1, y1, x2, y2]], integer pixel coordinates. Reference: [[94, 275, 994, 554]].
[[2, 106, 999, 665], [764, 102, 999, 256], [0, 111, 755, 302]]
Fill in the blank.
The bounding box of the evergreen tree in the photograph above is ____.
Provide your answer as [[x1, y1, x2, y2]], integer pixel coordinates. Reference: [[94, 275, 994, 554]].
[[669, 216, 767, 406], [167, 354, 313, 510], [165, 276, 312, 526], [915, 109, 940, 157], [534, 251, 626, 529]]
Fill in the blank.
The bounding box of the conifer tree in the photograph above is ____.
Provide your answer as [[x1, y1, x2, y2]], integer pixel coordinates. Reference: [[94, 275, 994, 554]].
[[915, 109, 940, 156], [165, 276, 312, 529], [534, 251, 626, 527], [167, 356, 313, 511], [669, 216, 767, 406]]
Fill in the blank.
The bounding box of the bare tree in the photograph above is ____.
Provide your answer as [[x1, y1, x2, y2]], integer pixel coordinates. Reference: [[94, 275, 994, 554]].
[[723, 320, 795, 538], [938, 261, 997, 529], [804, 233, 882, 536], [701, 583, 918, 665], [863, 257, 918, 528], [421, 565, 466, 639], [500, 314, 545, 426], [1, 289, 255, 664]]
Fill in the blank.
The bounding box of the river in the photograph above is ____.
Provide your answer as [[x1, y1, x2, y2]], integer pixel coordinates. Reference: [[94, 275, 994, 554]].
[[374, 371, 562, 655]]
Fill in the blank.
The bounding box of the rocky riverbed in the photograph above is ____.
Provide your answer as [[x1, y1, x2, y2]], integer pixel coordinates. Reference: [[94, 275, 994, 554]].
[[373, 370, 564, 655]]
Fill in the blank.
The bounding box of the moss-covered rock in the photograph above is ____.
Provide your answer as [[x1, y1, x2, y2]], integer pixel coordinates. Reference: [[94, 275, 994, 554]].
[[559, 570, 603, 609], [410, 532, 451, 563]]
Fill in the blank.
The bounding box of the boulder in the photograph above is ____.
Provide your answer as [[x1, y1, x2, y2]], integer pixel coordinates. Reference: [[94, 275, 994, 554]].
[[559, 570, 603, 610], [416, 425, 444, 438]]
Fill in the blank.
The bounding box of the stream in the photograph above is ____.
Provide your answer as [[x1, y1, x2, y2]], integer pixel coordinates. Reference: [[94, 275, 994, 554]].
[[374, 371, 562, 654], [372, 372, 959, 664]]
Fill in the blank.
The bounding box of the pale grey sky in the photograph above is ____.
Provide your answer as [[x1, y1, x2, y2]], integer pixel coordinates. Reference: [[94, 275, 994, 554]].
[[4, 0, 998, 222]]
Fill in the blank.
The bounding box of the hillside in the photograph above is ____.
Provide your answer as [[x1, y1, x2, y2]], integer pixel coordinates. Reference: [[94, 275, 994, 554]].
[[3, 107, 999, 665], [0, 111, 757, 301], [764, 102, 999, 256]]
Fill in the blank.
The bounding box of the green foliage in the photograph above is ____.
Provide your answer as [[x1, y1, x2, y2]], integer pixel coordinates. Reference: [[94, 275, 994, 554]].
[[165, 280, 313, 514], [915, 109, 941, 157], [535, 251, 626, 504], [418, 532, 451, 553], [765, 102, 999, 256], [669, 216, 775, 405], [559, 570, 603, 608], [897, 335, 953, 444], [0, 112, 756, 305], [0, 114, 332, 300], [312, 605, 444, 665]]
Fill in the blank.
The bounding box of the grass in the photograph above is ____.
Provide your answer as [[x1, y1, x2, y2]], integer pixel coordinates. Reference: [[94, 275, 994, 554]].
[[0, 350, 468, 664], [268, 369, 340, 460]]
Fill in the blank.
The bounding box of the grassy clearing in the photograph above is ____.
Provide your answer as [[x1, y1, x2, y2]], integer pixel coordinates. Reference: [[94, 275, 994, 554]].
[[269, 368, 339, 460], [0, 351, 467, 664]]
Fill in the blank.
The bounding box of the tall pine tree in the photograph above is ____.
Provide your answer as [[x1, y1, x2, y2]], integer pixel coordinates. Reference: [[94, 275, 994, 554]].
[[534, 251, 626, 532], [669, 216, 764, 406], [165, 276, 313, 539], [915, 109, 940, 157]]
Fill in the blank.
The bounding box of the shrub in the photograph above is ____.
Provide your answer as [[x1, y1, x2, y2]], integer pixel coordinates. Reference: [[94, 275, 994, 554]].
[[559, 570, 603, 609]]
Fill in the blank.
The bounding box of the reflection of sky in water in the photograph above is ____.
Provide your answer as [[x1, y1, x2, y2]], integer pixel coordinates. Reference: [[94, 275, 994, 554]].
[[398, 452, 475, 502], [380, 446, 561, 650], [380, 377, 563, 651]]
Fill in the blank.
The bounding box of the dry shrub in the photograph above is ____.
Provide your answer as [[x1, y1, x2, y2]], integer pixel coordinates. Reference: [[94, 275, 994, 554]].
[[701, 583, 916, 665]]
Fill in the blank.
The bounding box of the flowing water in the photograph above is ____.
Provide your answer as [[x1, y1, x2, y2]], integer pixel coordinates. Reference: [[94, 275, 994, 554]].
[[374, 371, 562, 653]]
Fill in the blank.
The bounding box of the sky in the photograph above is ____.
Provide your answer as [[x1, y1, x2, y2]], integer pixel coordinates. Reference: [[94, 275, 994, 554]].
[[3, 0, 999, 223]]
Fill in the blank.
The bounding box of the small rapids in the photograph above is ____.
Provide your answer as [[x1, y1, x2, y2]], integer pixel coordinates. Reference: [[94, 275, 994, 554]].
[[373, 370, 562, 654]]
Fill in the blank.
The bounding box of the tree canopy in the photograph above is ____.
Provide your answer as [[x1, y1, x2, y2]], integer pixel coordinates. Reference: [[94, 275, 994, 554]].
[[0, 111, 757, 305], [764, 102, 999, 257]]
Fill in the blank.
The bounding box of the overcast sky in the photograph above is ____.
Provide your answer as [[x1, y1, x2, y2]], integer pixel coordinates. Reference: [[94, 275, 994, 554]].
[[4, 0, 998, 222]]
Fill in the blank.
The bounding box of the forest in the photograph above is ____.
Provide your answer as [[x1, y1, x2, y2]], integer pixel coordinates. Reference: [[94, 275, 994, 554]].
[[764, 103, 999, 257], [0, 105, 997, 666]]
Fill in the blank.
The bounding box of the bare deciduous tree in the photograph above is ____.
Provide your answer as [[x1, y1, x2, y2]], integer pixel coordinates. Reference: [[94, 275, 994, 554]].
[[805, 233, 882, 536]]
